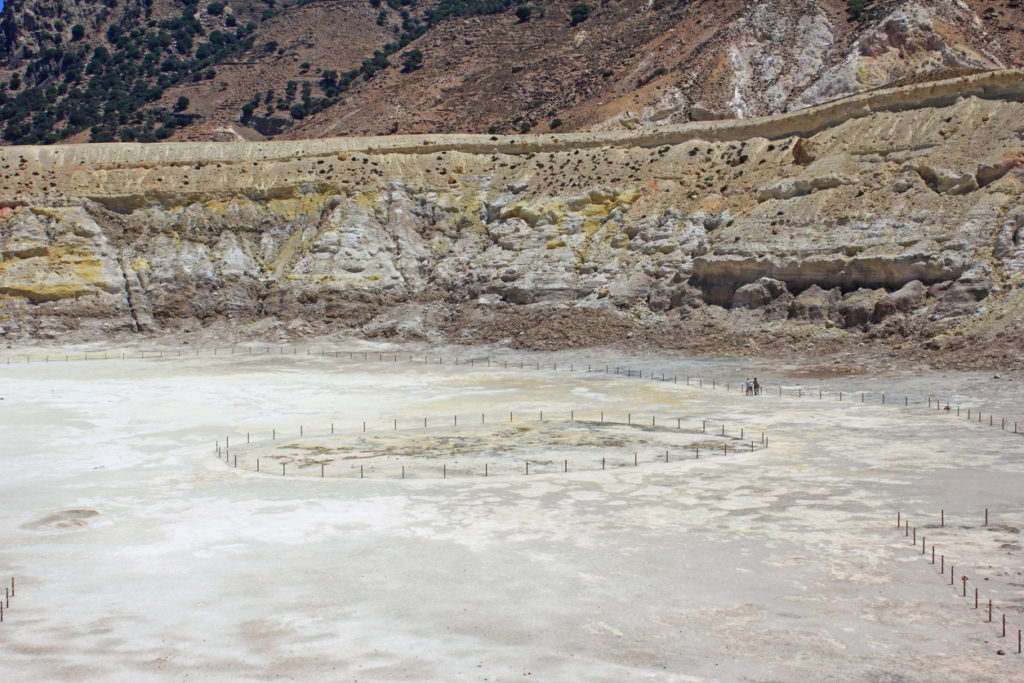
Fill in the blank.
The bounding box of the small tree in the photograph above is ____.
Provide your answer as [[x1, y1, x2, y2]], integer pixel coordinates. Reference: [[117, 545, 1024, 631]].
[[174, 95, 189, 111], [206, 2, 226, 16], [569, 3, 592, 26], [400, 49, 422, 73], [71, 24, 86, 41], [515, 5, 532, 22], [241, 100, 256, 121]]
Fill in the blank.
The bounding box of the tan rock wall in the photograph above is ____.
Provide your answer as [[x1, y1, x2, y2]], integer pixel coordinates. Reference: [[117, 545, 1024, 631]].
[[0, 70, 1022, 341]]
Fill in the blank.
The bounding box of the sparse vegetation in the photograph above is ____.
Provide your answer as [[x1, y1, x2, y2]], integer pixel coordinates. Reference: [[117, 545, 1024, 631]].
[[0, 2, 257, 143], [639, 66, 667, 86]]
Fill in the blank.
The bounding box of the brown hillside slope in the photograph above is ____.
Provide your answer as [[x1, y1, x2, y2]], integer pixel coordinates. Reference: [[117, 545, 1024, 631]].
[[281, 0, 1023, 138], [0, 0, 1021, 144]]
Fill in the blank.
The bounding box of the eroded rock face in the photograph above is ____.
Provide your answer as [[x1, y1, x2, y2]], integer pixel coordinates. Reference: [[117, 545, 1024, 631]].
[[791, 2, 999, 111], [929, 273, 992, 318], [0, 71, 1022, 347]]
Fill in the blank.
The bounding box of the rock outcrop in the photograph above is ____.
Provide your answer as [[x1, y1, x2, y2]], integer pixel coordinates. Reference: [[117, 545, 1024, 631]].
[[1, 70, 1023, 355]]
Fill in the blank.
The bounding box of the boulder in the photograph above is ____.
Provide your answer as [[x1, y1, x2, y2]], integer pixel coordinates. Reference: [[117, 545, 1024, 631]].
[[792, 137, 817, 165], [733, 277, 789, 309], [929, 274, 991, 318], [788, 285, 839, 322], [976, 153, 1022, 187], [834, 288, 884, 329], [913, 164, 978, 195], [733, 281, 772, 309], [871, 280, 926, 322], [670, 282, 705, 310], [763, 292, 794, 321]]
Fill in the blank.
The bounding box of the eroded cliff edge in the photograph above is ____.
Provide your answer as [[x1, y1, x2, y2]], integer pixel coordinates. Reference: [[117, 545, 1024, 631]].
[[2, 71, 1024, 367]]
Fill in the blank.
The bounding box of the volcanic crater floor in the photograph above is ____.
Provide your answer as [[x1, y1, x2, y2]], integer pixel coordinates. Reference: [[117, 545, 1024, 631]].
[[0, 341, 1022, 681]]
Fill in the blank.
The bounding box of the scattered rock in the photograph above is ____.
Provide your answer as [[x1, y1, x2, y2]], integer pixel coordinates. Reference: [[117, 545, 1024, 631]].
[[21, 509, 99, 530], [913, 164, 978, 195], [756, 174, 853, 201], [792, 138, 817, 165]]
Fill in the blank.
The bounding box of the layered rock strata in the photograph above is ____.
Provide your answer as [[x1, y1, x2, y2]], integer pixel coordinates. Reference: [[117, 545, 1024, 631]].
[[1, 71, 1023, 353]]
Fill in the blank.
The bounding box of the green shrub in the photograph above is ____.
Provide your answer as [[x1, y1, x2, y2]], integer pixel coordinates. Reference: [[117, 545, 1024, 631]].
[[569, 3, 591, 26], [846, 0, 875, 20], [515, 5, 532, 21], [400, 49, 422, 72], [361, 50, 390, 79]]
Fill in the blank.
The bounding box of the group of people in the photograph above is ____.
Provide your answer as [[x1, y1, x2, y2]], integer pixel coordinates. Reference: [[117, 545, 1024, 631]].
[[744, 377, 761, 396]]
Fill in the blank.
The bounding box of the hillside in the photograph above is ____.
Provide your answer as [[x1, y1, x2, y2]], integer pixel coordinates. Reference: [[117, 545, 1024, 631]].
[[0, 0, 1021, 144]]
